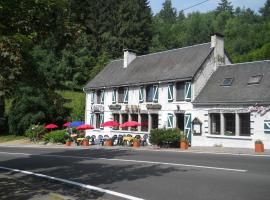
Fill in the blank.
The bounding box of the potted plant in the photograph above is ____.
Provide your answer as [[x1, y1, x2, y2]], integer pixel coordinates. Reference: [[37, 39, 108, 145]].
[[83, 136, 90, 146], [132, 138, 141, 148], [104, 138, 113, 146], [64, 134, 72, 146], [255, 140, 264, 153], [180, 134, 189, 150]]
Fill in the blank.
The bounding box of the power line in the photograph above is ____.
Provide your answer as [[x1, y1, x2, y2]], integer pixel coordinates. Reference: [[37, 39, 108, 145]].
[[180, 0, 211, 12]]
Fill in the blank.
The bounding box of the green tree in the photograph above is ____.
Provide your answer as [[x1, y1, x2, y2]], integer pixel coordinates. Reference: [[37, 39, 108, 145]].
[[158, 0, 177, 24], [260, 0, 270, 20]]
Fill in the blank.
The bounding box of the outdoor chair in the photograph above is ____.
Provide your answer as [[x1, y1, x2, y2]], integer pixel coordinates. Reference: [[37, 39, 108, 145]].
[[98, 135, 104, 146]]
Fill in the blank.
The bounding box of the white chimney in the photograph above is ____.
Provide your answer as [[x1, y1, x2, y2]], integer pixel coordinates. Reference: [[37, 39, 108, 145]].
[[123, 49, 136, 68], [211, 33, 225, 68]]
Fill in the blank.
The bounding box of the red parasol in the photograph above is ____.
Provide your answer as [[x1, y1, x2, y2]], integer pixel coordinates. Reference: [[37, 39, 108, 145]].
[[45, 124, 58, 129], [76, 124, 94, 130], [100, 121, 120, 127], [63, 122, 71, 127], [120, 121, 141, 128]]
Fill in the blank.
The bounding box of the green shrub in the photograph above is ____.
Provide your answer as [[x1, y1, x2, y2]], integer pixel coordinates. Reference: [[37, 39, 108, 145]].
[[25, 124, 46, 142], [43, 130, 66, 143], [150, 128, 182, 147]]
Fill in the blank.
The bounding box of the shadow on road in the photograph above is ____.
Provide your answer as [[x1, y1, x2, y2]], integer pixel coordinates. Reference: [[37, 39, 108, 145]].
[[0, 148, 184, 199]]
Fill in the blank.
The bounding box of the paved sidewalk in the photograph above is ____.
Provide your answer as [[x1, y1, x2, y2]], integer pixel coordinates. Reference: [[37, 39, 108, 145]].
[[1, 139, 270, 156]]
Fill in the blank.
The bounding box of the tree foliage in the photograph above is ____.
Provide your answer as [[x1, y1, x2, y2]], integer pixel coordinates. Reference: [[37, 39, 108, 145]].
[[1, 0, 270, 134]]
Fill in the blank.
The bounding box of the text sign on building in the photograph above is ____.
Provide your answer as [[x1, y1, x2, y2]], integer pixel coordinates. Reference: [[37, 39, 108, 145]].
[[264, 120, 270, 134], [91, 105, 104, 112]]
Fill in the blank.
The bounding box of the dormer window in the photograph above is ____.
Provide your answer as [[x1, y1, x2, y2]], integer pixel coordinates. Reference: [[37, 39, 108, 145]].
[[221, 78, 233, 86], [248, 75, 263, 85]]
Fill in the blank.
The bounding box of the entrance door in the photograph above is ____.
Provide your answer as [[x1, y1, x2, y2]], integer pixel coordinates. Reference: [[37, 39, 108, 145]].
[[176, 113, 184, 132], [184, 113, 192, 145], [151, 114, 159, 129]]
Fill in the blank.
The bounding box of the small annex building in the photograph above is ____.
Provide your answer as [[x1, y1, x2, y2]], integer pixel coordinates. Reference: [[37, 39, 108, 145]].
[[83, 34, 270, 149]]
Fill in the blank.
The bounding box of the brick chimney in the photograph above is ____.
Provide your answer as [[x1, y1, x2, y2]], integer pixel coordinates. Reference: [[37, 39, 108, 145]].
[[123, 49, 136, 68], [211, 33, 225, 68]]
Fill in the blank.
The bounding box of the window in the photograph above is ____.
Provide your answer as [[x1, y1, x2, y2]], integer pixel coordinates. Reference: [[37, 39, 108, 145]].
[[221, 78, 233, 86], [96, 90, 101, 104], [141, 114, 148, 132], [176, 82, 185, 101], [113, 114, 119, 130], [118, 87, 124, 103], [248, 75, 263, 85], [224, 113, 235, 136], [146, 85, 153, 102], [239, 113, 250, 136], [121, 114, 128, 130], [168, 83, 174, 102], [210, 113, 220, 135]]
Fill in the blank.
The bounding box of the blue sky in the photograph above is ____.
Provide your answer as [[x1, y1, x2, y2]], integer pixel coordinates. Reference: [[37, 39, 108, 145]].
[[149, 0, 266, 15]]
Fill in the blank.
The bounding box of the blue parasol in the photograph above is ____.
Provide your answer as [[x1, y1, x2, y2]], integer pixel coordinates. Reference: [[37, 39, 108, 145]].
[[70, 121, 84, 127]]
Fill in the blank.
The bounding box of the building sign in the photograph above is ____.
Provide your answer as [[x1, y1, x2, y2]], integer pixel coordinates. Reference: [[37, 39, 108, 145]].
[[125, 105, 140, 113], [146, 104, 162, 110], [91, 105, 104, 112], [109, 104, 121, 110], [248, 105, 270, 116], [264, 120, 270, 134]]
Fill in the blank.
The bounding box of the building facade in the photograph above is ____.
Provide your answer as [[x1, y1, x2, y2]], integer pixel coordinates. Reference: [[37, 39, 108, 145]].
[[84, 34, 270, 149]]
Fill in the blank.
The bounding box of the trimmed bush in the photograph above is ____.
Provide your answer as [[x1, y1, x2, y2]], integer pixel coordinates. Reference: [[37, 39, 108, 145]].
[[150, 128, 182, 148], [25, 124, 46, 142], [43, 130, 66, 143]]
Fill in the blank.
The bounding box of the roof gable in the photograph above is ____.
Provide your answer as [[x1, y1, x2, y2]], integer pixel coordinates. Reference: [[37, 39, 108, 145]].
[[194, 60, 270, 105], [84, 43, 213, 89]]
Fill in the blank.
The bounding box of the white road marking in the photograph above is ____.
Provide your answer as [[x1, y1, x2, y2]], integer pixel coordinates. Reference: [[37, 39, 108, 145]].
[[0, 166, 144, 200], [0, 151, 247, 172], [134, 148, 270, 158]]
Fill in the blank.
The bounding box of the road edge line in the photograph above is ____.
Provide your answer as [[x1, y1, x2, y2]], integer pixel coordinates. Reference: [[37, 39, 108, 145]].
[[0, 166, 144, 200]]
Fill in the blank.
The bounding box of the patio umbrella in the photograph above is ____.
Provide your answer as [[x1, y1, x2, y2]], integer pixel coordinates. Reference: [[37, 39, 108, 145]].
[[120, 121, 141, 128], [45, 124, 58, 129], [76, 124, 94, 130], [63, 122, 71, 127], [70, 121, 84, 127], [101, 121, 119, 127]]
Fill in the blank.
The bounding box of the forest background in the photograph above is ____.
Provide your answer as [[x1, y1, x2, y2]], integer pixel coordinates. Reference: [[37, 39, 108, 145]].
[[1, 0, 270, 135]]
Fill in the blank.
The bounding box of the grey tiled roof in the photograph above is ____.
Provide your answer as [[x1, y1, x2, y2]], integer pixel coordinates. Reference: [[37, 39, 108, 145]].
[[84, 43, 213, 90], [194, 60, 270, 105]]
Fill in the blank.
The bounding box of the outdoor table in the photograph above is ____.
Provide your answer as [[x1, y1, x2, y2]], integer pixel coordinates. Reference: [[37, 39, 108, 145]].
[[76, 137, 85, 145], [123, 136, 134, 142]]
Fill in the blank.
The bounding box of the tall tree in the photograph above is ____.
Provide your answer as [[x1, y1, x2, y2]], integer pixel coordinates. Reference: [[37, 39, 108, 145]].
[[216, 0, 234, 15], [260, 0, 270, 20], [159, 0, 177, 24]]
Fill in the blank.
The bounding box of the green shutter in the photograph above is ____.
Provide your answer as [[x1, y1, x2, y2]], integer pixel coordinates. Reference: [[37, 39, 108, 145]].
[[112, 89, 116, 104], [153, 85, 159, 102], [184, 113, 192, 145], [168, 84, 173, 102], [90, 113, 94, 126], [139, 86, 144, 103], [100, 113, 104, 125], [185, 82, 191, 101], [167, 113, 174, 128], [124, 87, 129, 103], [101, 90, 105, 104], [264, 120, 270, 134], [91, 92, 95, 104]]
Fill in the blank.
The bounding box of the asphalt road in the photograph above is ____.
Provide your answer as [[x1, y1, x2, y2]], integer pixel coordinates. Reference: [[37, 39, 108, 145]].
[[0, 146, 270, 200]]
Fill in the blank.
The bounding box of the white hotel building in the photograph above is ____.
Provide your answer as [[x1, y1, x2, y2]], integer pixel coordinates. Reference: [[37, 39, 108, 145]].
[[84, 34, 270, 149]]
